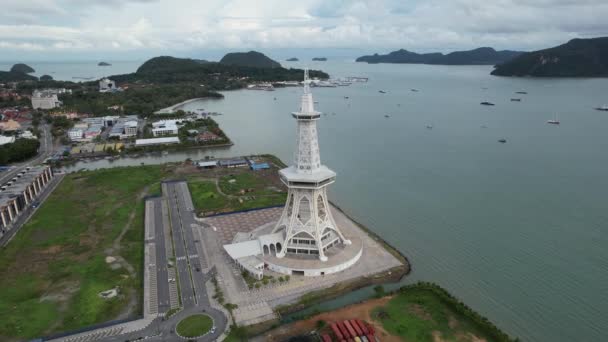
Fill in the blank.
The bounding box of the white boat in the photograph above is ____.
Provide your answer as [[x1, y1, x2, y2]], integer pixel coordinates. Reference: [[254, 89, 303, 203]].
[[547, 113, 560, 125], [595, 104, 608, 111]]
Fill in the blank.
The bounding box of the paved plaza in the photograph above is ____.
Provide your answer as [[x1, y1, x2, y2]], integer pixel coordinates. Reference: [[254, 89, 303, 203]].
[[202, 205, 404, 326]]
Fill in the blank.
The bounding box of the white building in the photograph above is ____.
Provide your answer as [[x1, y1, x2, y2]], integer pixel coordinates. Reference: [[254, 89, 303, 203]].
[[135, 137, 180, 146], [151, 120, 180, 137], [31, 90, 62, 109], [0, 136, 15, 145], [68, 128, 84, 141], [99, 78, 117, 93], [124, 121, 138, 137]]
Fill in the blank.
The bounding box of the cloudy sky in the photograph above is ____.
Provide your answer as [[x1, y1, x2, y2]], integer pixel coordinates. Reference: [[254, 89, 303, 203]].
[[1, 0, 607, 60]]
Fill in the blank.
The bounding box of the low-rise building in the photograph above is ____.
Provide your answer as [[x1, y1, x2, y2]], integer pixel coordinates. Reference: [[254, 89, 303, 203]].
[[0, 119, 21, 132], [84, 125, 103, 140], [18, 131, 36, 140], [0, 136, 15, 145], [197, 131, 221, 142], [135, 137, 180, 146], [68, 128, 84, 141], [99, 78, 117, 93], [151, 120, 181, 137], [31, 89, 70, 109]]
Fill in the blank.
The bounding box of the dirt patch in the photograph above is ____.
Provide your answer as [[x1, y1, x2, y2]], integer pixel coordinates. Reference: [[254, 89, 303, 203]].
[[448, 315, 458, 329], [42, 245, 63, 254], [409, 303, 433, 322], [261, 296, 401, 342], [40, 280, 80, 303]]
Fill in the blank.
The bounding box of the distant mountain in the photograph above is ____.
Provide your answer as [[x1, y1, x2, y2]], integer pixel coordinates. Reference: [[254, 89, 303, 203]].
[[98, 62, 111, 66], [286, 57, 299, 61], [137, 56, 205, 74], [220, 51, 281, 68], [40, 75, 53, 81], [0, 71, 37, 82], [110, 56, 328, 85], [491, 37, 608, 77], [312, 57, 327, 61], [10, 63, 35, 73], [356, 47, 523, 65]]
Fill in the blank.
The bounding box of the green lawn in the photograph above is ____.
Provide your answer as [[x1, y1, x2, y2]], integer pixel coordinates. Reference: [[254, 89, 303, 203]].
[[189, 173, 286, 215], [176, 314, 213, 338], [373, 284, 515, 342], [0, 165, 167, 340]]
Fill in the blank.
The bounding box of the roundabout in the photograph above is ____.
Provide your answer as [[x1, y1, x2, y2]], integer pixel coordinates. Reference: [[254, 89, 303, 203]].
[[175, 314, 214, 339]]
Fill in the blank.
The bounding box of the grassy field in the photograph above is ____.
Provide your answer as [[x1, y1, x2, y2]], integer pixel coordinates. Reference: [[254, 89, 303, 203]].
[[0, 165, 167, 340], [189, 170, 286, 215], [176, 314, 213, 338], [373, 283, 516, 342]]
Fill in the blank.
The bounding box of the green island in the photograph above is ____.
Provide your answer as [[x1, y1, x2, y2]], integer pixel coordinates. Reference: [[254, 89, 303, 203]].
[[175, 314, 213, 338], [491, 37, 608, 77]]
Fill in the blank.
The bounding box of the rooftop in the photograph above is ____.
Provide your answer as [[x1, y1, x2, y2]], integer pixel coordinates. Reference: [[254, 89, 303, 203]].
[[135, 137, 180, 146], [0, 166, 48, 207]]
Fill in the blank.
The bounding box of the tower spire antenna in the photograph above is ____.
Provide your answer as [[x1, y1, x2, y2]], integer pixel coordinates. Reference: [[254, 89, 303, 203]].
[[303, 67, 311, 94]]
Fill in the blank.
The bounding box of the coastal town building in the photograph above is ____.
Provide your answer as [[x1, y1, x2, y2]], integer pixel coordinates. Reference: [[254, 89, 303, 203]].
[[0, 136, 15, 145], [99, 78, 118, 93], [152, 120, 181, 136], [31, 89, 70, 109], [68, 128, 84, 141], [135, 137, 180, 146], [108, 118, 138, 139], [0, 166, 54, 239], [222, 70, 360, 278], [0, 119, 22, 132]]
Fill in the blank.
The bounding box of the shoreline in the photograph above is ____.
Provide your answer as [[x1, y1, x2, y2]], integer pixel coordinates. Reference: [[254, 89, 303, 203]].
[[154, 97, 206, 114]]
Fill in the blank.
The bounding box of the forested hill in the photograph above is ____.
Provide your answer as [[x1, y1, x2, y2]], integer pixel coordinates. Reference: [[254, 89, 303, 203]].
[[356, 47, 522, 65], [219, 51, 281, 68], [110, 55, 328, 85], [0, 71, 38, 82], [491, 37, 608, 77]]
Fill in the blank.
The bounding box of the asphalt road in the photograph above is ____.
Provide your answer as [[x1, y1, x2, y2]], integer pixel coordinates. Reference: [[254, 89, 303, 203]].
[[152, 197, 171, 315]]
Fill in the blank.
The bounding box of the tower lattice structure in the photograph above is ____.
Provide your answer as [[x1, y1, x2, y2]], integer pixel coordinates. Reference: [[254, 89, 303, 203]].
[[272, 69, 351, 262]]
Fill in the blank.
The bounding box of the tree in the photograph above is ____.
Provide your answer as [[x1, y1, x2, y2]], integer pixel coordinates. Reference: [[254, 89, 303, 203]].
[[374, 285, 386, 298]]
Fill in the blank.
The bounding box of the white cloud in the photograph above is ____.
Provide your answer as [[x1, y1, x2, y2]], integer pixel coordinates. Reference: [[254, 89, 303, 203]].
[[0, 0, 607, 55]]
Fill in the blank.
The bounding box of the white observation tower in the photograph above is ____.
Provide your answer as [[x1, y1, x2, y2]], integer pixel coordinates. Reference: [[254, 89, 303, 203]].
[[272, 69, 351, 262]]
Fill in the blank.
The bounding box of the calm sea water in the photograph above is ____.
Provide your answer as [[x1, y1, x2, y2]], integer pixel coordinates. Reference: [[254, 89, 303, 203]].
[[0, 60, 142, 81], [60, 60, 608, 341]]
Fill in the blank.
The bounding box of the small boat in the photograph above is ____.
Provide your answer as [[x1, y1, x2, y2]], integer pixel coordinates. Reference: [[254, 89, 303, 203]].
[[511, 98, 521, 102], [411, 89, 419, 92], [274, 97, 277, 100], [314, 101, 319, 104], [480, 102, 495, 106], [595, 105, 608, 111], [498, 139, 507, 143], [516, 91, 528, 95], [397, 104, 401, 107], [384, 114, 390, 118], [379, 90, 387, 94], [344, 96, 349, 99], [481, 125, 488, 129], [547, 113, 560, 125], [426, 125, 433, 129]]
